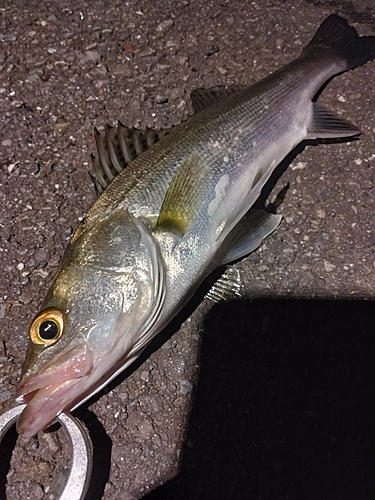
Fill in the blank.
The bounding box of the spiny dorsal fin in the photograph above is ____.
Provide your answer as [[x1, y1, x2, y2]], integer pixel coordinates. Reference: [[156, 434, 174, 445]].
[[90, 122, 170, 194], [90, 85, 239, 193], [156, 153, 208, 236], [190, 85, 240, 113]]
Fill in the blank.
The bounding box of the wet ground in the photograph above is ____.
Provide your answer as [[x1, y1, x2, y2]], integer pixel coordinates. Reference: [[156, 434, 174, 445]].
[[1, 0, 375, 498]]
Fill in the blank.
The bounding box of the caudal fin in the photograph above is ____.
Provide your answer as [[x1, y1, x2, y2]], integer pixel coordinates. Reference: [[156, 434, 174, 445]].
[[303, 14, 375, 71]]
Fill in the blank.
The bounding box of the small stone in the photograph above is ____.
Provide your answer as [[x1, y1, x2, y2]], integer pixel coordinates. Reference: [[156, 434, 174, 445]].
[[123, 42, 135, 55], [26, 73, 41, 84], [117, 392, 129, 403], [156, 19, 174, 32], [290, 161, 307, 170], [35, 269, 49, 278], [324, 260, 335, 272], [0, 390, 11, 403], [166, 39, 178, 48], [206, 45, 219, 56], [32, 483, 44, 499], [155, 95, 168, 104], [179, 379, 193, 395], [48, 254, 61, 267], [78, 50, 101, 64], [34, 249, 48, 262], [138, 47, 155, 57]]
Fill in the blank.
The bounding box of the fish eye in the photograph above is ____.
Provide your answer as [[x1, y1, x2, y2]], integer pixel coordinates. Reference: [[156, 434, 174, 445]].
[[29, 308, 64, 346]]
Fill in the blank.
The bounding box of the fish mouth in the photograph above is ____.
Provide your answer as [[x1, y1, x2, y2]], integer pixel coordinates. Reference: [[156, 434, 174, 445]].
[[15, 343, 93, 438]]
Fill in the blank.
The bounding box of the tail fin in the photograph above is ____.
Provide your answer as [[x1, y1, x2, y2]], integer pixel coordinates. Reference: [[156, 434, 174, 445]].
[[302, 14, 375, 71]]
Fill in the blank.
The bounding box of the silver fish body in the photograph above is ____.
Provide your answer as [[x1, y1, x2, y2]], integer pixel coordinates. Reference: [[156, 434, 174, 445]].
[[15, 15, 375, 437]]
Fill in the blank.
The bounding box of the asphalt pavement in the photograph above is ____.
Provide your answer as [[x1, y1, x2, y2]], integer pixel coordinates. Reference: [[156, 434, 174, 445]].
[[1, 1, 375, 499]]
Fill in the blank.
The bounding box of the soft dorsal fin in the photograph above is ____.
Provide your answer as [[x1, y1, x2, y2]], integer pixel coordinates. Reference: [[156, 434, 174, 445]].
[[156, 153, 208, 236], [190, 85, 239, 113], [306, 102, 360, 139], [90, 122, 170, 194]]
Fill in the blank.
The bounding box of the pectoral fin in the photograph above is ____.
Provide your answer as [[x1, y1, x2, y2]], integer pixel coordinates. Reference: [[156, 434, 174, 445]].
[[156, 153, 208, 235], [218, 159, 278, 243]]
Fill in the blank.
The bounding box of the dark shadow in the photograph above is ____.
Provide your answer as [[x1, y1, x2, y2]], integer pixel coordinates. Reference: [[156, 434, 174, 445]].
[[144, 297, 375, 500], [0, 422, 18, 500]]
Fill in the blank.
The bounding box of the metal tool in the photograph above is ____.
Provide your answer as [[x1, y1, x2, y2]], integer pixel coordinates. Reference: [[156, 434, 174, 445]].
[[0, 404, 93, 500]]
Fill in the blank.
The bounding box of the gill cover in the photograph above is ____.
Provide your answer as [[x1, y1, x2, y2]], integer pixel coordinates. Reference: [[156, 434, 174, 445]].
[[16, 208, 166, 436]]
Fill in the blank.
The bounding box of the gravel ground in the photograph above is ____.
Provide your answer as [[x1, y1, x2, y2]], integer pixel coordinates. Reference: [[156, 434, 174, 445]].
[[1, 1, 375, 499]]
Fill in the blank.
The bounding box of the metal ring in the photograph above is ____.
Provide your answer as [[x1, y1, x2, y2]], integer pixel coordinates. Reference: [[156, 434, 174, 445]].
[[0, 404, 93, 500]]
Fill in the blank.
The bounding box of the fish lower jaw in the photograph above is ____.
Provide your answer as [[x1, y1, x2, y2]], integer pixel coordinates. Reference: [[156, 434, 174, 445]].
[[16, 379, 80, 438]]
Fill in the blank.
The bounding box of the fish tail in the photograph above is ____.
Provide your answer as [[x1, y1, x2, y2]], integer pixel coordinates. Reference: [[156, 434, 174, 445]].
[[302, 14, 375, 71]]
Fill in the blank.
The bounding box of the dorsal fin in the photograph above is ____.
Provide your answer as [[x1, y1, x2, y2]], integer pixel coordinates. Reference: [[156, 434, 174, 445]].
[[190, 85, 240, 113], [306, 102, 360, 139], [90, 122, 170, 194], [90, 85, 240, 194]]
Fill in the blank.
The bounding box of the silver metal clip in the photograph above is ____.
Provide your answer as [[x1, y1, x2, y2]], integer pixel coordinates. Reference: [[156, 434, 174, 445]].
[[0, 404, 93, 500]]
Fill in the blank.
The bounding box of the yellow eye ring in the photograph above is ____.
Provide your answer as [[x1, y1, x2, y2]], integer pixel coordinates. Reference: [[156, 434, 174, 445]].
[[29, 308, 64, 346]]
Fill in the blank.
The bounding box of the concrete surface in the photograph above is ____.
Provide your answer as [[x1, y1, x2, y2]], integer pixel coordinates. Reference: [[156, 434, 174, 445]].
[[1, 0, 375, 499]]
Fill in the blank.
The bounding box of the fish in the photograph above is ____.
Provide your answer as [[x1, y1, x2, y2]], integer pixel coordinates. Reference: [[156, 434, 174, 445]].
[[15, 15, 375, 437]]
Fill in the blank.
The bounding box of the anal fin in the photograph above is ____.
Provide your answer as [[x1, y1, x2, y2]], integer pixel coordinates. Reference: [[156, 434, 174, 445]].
[[205, 266, 244, 303]]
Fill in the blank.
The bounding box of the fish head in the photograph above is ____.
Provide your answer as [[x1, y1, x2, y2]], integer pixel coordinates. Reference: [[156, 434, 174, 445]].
[[16, 209, 164, 437]]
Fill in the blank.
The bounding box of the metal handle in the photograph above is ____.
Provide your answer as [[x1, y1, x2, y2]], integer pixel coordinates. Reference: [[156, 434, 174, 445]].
[[0, 404, 93, 500]]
